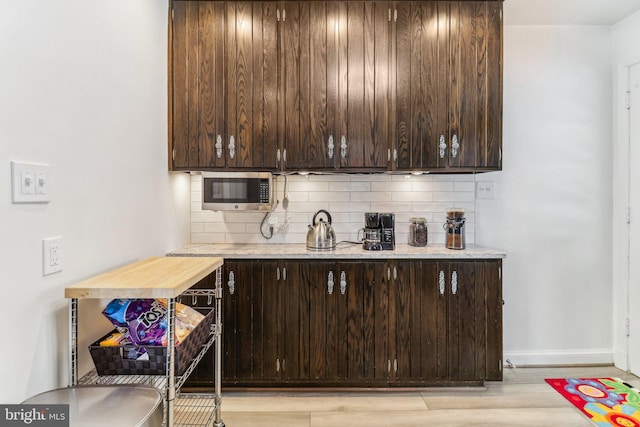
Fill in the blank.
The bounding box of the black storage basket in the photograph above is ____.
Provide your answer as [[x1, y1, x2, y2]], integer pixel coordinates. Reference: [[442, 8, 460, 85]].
[[89, 308, 214, 376]]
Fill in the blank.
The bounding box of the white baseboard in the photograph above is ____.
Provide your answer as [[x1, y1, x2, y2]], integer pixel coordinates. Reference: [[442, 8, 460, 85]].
[[503, 349, 614, 367]]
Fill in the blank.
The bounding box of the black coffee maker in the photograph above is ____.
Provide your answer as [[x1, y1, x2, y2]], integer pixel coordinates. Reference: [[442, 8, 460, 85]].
[[363, 213, 395, 251]]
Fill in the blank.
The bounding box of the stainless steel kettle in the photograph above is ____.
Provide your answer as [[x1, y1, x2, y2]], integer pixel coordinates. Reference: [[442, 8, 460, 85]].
[[306, 209, 336, 251]]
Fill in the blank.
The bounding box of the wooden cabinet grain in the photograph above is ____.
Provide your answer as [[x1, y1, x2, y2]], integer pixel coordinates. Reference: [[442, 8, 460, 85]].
[[221, 260, 309, 384], [393, 1, 503, 171], [391, 260, 502, 385], [170, 0, 502, 173], [279, 1, 390, 171], [200, 257, 502, 388], [170, 1, 278, 170]]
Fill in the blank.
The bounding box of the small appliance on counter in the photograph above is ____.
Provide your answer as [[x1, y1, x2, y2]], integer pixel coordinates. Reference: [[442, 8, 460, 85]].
[[362, 212, 395, 251], [444, 208, 466, 250], [307, 209, 337, 251]]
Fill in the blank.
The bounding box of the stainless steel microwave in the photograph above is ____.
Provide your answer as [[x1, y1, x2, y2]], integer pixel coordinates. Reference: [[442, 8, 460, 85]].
[[202, 172, 273, 211]]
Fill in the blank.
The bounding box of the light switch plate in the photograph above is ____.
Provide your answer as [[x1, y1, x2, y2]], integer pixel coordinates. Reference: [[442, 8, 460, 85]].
[[476, 181, 495, 199], [11, 161, 51, 203]]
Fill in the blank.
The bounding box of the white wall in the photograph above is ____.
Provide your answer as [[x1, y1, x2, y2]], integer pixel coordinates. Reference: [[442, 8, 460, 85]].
[[475, 25, 614, 365], [0, 0, 190, 402], [612, 10, 640, 370]]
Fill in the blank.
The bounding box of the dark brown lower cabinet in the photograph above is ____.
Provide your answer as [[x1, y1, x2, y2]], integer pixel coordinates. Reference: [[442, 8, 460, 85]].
[[183, 257, 502, 389]]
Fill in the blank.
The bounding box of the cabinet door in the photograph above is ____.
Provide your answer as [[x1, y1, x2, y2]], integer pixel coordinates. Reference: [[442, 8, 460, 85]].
[[308, 262, 339, 379], [222, 260, 261, 381], [252, 260, 281, 380], [484, 260, 503, 380], [393, 260, 441, 381], [226, 2, 278, 169], [280, 2, 338, 170], [361, 261, 391, 380], [338, 2, 390, 170], [448, 1, 502, 170], [443, 261, 485, 382], [171, 1, 225, 169], [394, 1, 502, 171], [171, 1, 278, 170], [280, 261, 309, 380], [395, 2, 448, 170]]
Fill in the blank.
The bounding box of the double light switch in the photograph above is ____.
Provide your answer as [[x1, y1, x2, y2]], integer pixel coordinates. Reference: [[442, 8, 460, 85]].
[[11, 161, 51, 203]]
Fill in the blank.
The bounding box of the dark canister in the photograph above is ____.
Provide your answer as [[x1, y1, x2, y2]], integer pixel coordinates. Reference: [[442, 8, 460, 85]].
[[409, 217, 428, 247]]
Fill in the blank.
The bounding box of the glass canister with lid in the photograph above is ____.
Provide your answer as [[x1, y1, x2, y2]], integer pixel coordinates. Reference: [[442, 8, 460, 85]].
[[409, 217, 428, 247]]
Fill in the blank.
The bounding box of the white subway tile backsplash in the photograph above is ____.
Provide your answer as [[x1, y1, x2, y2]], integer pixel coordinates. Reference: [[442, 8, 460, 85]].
[[191, 211, 219, 222], [288, 180, 329, 192], [329, 181, 371, 192], [454, 181, 476, 192], [190, 174, 479, 246], [308, 191, 349, 202], [392, 191, 433, 202], [350, 191, 392, 202], [412, 181, 455, 192], [192, 232, 226, 244]]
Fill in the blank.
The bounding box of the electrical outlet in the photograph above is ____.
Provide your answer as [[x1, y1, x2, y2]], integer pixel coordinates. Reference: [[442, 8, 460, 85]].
[[43, 237, 63, 276]]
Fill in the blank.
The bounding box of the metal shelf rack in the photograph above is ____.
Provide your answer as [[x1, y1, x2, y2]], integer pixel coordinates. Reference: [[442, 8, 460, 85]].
[[65, 257, 225, 427]]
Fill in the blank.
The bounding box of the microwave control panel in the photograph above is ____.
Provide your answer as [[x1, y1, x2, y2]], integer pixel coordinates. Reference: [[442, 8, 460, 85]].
[[259, 180, 270, 203]]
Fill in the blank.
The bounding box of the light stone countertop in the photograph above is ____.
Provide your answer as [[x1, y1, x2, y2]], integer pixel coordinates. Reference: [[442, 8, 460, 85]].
[[167, 243, 506, 259]]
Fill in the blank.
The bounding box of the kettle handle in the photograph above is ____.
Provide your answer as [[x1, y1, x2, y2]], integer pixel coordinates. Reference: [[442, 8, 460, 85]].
[[313, 209, 332, 225]]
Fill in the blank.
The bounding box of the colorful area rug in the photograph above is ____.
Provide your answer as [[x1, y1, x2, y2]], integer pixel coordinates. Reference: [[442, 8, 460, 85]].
[[546, 377, 640, 426]]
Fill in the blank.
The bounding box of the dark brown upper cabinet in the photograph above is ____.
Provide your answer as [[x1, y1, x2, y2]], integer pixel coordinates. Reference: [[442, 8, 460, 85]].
[[393, 1, 503, 172], [170, 0, 502, 173], [171, 1, 278, 170], [279, 1, 390, 172]]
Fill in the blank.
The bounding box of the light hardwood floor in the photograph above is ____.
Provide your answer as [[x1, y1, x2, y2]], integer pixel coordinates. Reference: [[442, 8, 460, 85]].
[[216, 366, 640, 426]]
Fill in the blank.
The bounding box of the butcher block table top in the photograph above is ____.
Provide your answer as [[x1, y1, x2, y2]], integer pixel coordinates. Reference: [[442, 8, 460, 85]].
[[64, 256, 224, 300]]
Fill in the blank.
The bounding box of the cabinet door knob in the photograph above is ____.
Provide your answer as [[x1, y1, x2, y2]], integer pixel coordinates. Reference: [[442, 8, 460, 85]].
[[276, 148, 281, 167], [328, 135, 334, 159], [229, 135, 236, 159], [439, 135, 447, 159], [276, 267, 281, 281], [451, 134, 460, 159], [327, 271, 335, 295], [340, 271, 347, 295], [340, 136, 348, 159], [439, 270, 445, 295], [227, 271, 235, 295], [215, 135, 223, 158], [451, 270, 458, 295]]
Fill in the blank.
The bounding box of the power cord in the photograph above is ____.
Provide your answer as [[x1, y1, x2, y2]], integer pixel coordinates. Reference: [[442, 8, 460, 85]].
[[260, 211, 274, 239]]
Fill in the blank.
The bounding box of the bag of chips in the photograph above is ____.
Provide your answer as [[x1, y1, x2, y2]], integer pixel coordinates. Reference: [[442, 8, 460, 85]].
[[102, 299, 205, 346]]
